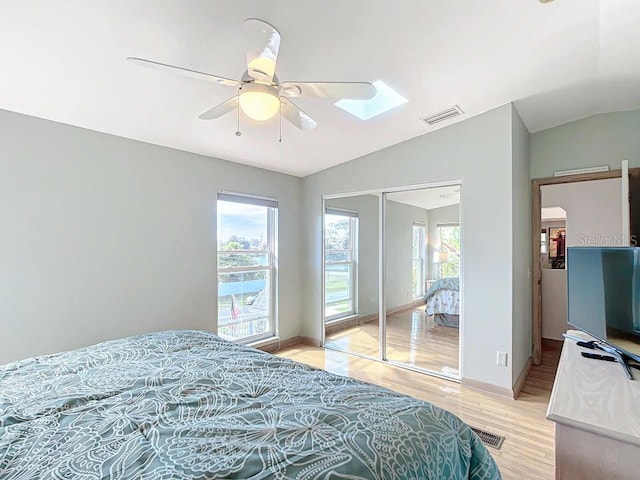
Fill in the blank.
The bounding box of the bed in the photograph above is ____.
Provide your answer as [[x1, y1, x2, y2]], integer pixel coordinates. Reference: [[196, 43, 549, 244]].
[[425, 277, 460, 328], [0, 330, 499, 479]]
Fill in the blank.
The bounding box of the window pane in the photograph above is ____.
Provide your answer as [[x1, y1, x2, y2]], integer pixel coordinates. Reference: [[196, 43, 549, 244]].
[[217, 252, 269, 268], [324, 212, 356, 321], [412, 259, 423, 296], [324, 215, 351, 250], [439, 253, 460, 278], [437, 224, 460, 278], [217, 197, 276, 342], [325, 250, 350, 262], [325, 264, 353, 317], [412, 225, 425, 297], [218, 200, 268, 251], [438, 225, 460, 254], [218, 270, 270, 341]]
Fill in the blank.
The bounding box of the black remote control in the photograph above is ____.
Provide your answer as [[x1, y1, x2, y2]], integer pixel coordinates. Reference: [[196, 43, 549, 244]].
[[581, 352, 616, 362]]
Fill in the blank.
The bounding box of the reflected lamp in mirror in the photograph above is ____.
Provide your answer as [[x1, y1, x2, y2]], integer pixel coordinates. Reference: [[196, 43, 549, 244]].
[[433, 251, 450, 264]]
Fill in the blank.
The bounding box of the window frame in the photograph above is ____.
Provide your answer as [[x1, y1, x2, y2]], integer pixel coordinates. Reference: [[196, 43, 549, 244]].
[[216, 192, 278, 344], [324, 209, 358, 322]]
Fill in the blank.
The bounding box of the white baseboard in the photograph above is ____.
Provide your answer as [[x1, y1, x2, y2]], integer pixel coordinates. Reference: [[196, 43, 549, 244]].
[[254, 335, 305, 353], [299, 335, 322, 347], [512, 357, 532, 399], [461, 378, 514, 398], [462, 356, 532, 400]]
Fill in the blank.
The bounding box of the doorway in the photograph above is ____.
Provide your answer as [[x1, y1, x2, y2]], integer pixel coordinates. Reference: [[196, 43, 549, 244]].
[[531, 169, 634, 364]]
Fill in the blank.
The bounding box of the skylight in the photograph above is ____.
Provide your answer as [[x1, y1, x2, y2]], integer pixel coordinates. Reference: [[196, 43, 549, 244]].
[[335, 80, 408, 120]]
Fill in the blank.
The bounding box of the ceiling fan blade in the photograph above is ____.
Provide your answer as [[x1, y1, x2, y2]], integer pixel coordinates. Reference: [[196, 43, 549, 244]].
[[281, 98, 318, 130], [244, 18, 281, 83], [281, 81, 377, 100], [127, 57, 239, 87], [199, 96, 239, 120]]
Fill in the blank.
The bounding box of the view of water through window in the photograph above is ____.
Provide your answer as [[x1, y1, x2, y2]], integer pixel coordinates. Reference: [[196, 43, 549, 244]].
[[217, 199, 275, 341]]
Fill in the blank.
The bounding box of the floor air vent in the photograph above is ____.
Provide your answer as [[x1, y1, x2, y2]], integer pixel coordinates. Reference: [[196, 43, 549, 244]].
[[421, 105, 464, 126], [470, 427, 505, 450]]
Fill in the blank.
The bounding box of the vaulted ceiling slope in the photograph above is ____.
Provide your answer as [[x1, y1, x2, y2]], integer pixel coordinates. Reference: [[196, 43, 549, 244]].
[[0, 1, 638, 177]]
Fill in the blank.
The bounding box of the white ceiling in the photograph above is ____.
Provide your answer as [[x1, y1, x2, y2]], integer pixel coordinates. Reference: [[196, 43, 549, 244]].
[[388, 186, 460, 211], [1, 1, 639, 177]]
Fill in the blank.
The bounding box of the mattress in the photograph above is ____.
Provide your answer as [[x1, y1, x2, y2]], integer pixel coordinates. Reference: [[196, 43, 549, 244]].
[[0, 330, 500, 479]]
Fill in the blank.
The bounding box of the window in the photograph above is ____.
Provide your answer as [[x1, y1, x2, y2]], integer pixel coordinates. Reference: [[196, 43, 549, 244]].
[[412, 223, 426, 298], [324, 209, 358, 320], [436, 223, 460, 279], [540, 229, 547, 254], [217, 193, 277, 342]]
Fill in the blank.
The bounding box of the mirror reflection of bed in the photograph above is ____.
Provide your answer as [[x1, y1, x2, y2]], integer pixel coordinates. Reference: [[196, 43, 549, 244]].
[[323, 185, 461, 379]]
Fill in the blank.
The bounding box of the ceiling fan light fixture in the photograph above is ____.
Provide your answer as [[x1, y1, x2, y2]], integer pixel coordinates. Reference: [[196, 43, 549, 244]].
[[239, 83, 280, 121]]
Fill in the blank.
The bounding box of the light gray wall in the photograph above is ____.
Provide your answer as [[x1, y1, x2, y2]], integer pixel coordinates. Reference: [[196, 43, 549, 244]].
[[385, 199, 429, 309], [511, 105, 532, 384], [542, 269, 568, 341], [325, 195, 379, 317], [302, 104, 518, 390], [2, 102, 540, 390], [530, 109, 640, 179], [542, 179, 623, 247], [426, 204, 460, 281], [0, 109, 302, 365]]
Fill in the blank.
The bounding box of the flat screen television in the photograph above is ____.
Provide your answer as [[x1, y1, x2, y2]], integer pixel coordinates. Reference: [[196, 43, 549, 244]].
[[567, 246, 640, 364]]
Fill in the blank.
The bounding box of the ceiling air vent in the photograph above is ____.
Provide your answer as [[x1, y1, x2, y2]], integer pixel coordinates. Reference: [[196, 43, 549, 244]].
[[421, 105, 464, 126]]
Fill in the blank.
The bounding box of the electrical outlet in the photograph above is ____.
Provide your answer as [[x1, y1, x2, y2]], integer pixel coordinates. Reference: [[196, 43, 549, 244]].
[[496, 351, 508, 367]]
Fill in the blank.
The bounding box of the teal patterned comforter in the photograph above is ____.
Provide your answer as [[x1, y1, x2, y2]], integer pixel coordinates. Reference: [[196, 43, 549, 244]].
[[425, 277, 459, 300], [0, 331, 501, 479]]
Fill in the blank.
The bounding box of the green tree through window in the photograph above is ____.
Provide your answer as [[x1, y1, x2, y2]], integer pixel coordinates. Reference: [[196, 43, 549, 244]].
[[438, 224, 460, 278]]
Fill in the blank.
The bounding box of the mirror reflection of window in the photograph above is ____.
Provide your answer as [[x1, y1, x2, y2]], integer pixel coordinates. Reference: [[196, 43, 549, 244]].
[[324, 209, 358, 320], [412, 223, 426, 298], [436, 223, 460, 279]]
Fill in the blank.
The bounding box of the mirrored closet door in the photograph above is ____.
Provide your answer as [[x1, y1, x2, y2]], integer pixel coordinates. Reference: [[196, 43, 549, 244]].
[[384, 186, 461, 378], [322, 183, 461, 380], [323, 194, 380, 358]]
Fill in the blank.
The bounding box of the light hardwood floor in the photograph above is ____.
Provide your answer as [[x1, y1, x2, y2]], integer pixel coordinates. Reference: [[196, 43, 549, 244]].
[[277, 341, 561, 480], [325, 306, 459, 377]]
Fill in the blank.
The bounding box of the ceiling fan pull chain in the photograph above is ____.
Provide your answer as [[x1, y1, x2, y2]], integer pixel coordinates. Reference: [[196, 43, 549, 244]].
[[235, 88, 242, 137]]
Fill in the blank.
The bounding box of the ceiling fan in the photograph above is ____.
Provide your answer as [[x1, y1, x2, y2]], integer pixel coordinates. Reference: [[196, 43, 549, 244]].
[[127, 18, 377, 134]]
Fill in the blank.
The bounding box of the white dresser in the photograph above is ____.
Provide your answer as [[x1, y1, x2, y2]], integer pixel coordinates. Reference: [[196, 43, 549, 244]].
[[547, 330, 640, 479]]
